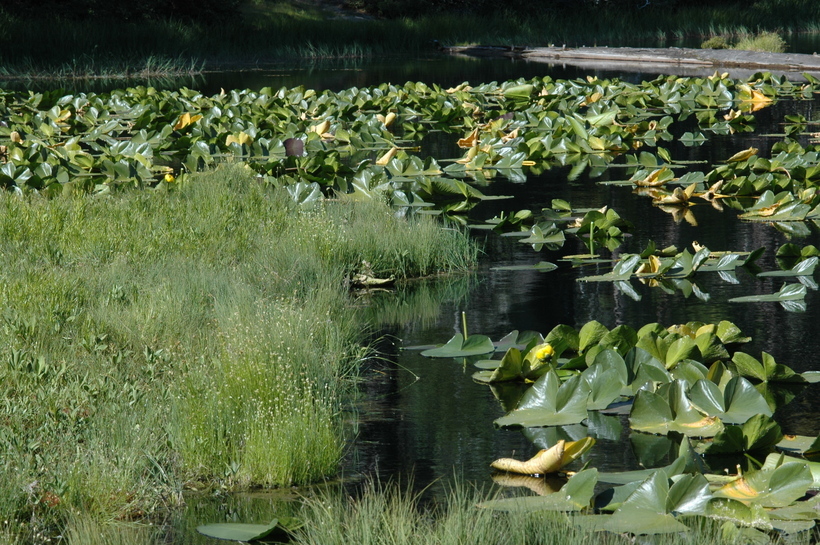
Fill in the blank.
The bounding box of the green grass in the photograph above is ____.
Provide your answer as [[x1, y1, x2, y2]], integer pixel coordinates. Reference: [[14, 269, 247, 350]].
[[0, 164, 476, 541], [734, 31, 788, 53], [293, 478, 791, 545], [702, 30, 787, 52]]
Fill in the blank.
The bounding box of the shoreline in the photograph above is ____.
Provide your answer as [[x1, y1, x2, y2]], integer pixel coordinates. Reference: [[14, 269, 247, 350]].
[[444, 45, 820, 80]]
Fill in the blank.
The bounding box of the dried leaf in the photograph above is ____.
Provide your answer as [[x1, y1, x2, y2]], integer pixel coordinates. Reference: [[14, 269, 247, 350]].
[[310, 119, 331, 136], [491, 441, 566, 475], [581, 92, 603, 106], [226, 132, 253, 146], [458, 128, 480, 148], [173, 113, 202, 130], [635, 167, 670, 187]]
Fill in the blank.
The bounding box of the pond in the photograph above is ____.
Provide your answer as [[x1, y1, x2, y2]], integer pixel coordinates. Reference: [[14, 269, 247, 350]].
[[345, 91, 820, 498], [145, 54, 820, 543], [7, 51, 817, 541]]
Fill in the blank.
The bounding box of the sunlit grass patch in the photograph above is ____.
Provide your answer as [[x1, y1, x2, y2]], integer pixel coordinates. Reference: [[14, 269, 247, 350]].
[[734, 31, 788, 53], [0, 164, 476, 540]]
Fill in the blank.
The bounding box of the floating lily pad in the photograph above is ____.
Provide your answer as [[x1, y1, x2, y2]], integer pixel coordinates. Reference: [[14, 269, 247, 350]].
[[421, 333, 495, 358], [490, 261, 558, 272], [196, 518, 301, 542], [729, 283, 806, 304]]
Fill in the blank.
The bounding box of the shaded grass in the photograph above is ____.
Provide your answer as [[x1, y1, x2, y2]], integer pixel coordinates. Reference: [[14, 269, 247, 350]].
[[0, 164, 476, 540]]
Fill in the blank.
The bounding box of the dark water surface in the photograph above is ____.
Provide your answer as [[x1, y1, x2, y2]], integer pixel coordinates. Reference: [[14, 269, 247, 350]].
[[340, 80, 820, 499]]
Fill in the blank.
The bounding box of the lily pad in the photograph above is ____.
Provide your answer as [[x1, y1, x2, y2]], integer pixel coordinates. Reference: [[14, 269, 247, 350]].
[[196, 518, 301, 542], [728, 283, 806, 304], [421, 333, 495, 358], [478, 467, 598, 512], [703, 413, 782, 455], [494, 371, 591, 428]]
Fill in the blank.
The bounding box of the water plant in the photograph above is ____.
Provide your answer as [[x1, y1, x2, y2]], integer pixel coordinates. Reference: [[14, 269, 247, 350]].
[[421, 318, 820, 537]]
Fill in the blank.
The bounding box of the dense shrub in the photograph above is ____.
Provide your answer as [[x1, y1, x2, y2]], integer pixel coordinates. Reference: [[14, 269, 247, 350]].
[[701, 36, 730, 49]]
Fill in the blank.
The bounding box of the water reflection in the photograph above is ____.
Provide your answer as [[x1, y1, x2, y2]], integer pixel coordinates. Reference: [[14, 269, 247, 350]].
[[347, 93, 820, 499]]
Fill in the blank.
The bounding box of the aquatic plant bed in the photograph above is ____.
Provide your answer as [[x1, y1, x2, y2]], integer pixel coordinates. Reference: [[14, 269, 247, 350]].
[[1, 67, 820, 541], [412, 317, 820, 540]]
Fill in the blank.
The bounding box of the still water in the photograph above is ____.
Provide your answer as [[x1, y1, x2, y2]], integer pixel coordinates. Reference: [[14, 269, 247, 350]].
[[143, 57, 820, 544], [339, 74, 820, 498]]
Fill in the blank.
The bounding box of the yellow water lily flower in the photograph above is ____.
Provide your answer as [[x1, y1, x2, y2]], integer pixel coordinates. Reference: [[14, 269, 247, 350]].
[[534, 344, 555, 361], [164, 173, 175, 183]]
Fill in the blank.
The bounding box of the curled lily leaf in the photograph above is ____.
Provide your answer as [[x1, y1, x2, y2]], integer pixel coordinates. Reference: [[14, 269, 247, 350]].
[[491, 437, 596, 475], [375, 146, 398, 166], [457, 128, 480, 148], [726, 147, 758, 163], [654, 183, 697, 205], [634, 167, 671, 187]]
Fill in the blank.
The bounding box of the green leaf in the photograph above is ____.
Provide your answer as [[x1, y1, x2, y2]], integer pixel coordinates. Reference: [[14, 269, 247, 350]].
[[761, 453, 820, 489], [730, 352, 805, 383], [421, 333, 495, 358], [494, 371, 590, 428], [689, 376, 772, 424], [729, 283, 806, 303], [714, 461, 814, 508], [502, 84, 534, 100], [758, 256, 818, 277], [704, 414, 782, 454], [630, 381, 724, 437], [472, 347, 523, 383], [197, 520, 282, 541], [578, 320, 609, 352]]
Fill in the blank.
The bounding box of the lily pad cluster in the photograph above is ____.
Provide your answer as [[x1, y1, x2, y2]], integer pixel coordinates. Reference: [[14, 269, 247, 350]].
[[472, 199, 632, 253], [620, 139, 820, 229], [423, 319, 819, 537], [568, 240, 820, 310], [0, 71, 815, 213]]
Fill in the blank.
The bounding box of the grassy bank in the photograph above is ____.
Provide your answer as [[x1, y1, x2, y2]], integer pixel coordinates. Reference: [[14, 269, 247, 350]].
[[1, 0, 820, 79], [0, 164, 476, 541], [292, 479, 799, 545]]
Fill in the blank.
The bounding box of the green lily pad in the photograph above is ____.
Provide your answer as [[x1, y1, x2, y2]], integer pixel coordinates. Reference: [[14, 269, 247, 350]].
[[704, 413, 782, 455], [478, 468, 598, 513], [494, 371, 590, 428], [713, 460, 814, 508], [196, 518, 300, 542], [758, 256, 818, 277], [729, 351, 805, 383], [490, 261, 558, 272], [761, 453, 820, 489], [421, 333, 495, 358], [688, 376, 773, 424], [728, 283, 806, 304]]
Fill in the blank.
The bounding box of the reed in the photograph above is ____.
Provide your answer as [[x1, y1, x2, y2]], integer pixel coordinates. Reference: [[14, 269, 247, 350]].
[[0, 164, 476, 540], [293, 478, 759, 545]]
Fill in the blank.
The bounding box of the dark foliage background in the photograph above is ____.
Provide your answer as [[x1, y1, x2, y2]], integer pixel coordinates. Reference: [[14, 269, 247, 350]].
[[344, 0, 799, 18], [0, 0, 243, 21]]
